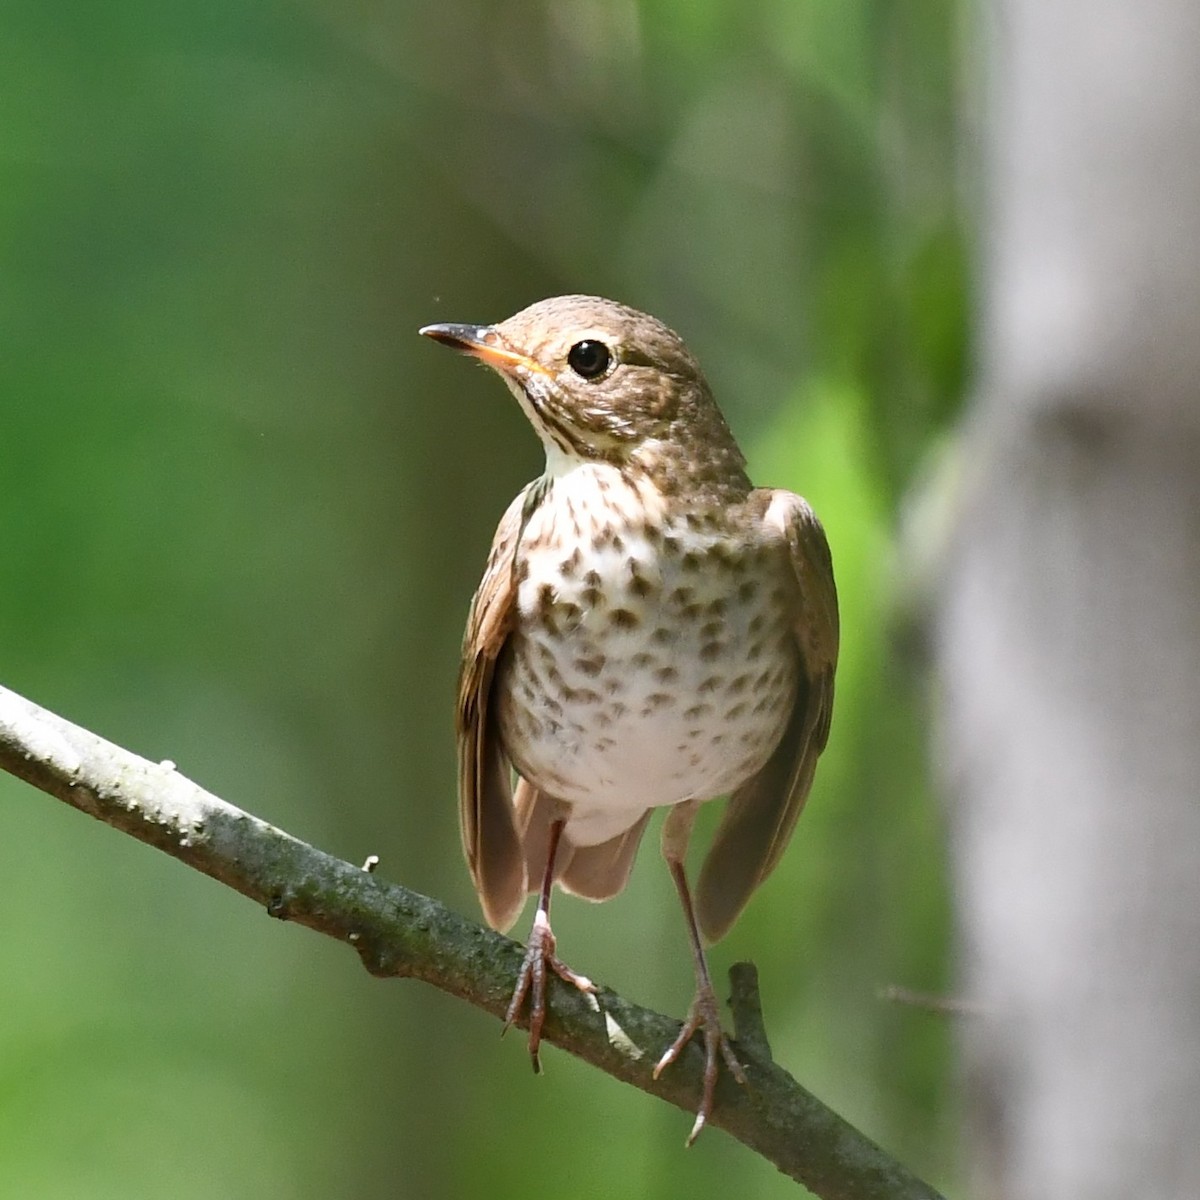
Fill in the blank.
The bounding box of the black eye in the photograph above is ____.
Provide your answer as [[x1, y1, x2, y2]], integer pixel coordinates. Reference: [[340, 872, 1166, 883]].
[[567, 340, 612, 380]]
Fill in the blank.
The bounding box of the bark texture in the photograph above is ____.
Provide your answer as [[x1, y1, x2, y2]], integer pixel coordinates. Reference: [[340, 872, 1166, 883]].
[[939, 1, 1200, 1196]]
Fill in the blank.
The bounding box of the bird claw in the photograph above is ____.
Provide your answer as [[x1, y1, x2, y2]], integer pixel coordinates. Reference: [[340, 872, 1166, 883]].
[[503, 908, 595, 1072], [653, 982, 747, 1145]]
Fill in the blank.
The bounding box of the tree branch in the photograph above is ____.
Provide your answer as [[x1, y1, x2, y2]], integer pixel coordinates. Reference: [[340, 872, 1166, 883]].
[[0, 682, 944, 1200]]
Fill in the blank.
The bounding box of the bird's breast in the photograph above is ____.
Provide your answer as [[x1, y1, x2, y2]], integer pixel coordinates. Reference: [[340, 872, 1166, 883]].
[[496, 465, 799, 843]]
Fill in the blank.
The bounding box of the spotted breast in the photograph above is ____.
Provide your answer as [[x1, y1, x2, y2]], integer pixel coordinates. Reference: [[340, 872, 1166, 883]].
[[497, 459, 800, 849]]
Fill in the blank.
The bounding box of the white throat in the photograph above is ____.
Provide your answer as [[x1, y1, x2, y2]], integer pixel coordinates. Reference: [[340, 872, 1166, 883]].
[[543, 439, 589, 480]]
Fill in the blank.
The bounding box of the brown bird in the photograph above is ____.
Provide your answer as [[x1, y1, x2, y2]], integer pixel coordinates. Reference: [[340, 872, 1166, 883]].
[[421, 296, 838, 1141]]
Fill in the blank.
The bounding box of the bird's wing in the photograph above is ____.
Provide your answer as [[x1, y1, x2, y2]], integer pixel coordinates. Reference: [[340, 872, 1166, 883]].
[[696, 490, 839, 944], [456, 485, 538, 933]]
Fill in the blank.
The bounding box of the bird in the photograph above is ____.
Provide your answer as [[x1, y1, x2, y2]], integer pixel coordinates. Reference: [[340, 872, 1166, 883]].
[[420, 295, 838, 1142]]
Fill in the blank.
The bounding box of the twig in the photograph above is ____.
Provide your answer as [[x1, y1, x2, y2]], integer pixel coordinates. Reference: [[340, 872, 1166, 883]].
[[0, 682, 945, 1200], [879, 985, 989, 1018], [729, 961, 774, 1062]]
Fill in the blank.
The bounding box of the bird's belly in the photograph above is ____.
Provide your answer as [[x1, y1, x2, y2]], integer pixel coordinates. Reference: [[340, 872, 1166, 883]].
[[496, 527, 798, 845]]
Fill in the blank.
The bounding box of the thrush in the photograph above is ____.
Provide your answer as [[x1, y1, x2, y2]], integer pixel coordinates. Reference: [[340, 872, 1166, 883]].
[[421, 295, 838, 1142]]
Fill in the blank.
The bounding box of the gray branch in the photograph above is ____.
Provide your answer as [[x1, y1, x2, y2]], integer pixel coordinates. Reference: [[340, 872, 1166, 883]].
[[0, 682, 943, 1200]]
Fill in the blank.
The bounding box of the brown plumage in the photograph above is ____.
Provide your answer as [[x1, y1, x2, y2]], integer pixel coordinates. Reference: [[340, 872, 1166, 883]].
[[422, 295, 838, 1143]]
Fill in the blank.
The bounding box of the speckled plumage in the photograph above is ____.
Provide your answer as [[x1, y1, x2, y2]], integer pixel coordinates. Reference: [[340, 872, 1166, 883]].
[[421, 295, 838, 1141], [499, 463, 797, 846]]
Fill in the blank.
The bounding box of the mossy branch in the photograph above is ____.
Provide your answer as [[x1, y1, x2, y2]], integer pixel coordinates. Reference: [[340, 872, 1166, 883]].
[[0, 682, 943, 1200]]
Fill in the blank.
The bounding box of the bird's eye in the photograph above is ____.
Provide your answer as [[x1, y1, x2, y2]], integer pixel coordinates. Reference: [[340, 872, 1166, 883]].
[[567, 340, 612, 380]]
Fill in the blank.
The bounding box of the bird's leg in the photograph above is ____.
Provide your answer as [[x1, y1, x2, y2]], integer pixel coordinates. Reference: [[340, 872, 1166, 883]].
[[503, 817, 595, 1072], [654, 801, 748, 1144]]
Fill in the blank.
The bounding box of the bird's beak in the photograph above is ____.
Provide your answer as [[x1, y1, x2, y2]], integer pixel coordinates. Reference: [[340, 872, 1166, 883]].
[[419, 322, 548, 376]]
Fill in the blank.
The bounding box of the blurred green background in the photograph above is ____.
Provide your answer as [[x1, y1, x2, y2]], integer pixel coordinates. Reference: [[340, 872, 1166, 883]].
[[1, 1, 966, 1196]]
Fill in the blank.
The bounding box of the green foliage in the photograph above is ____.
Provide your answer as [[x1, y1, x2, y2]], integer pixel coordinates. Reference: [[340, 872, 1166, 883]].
[[1, 0, 964, 1195]]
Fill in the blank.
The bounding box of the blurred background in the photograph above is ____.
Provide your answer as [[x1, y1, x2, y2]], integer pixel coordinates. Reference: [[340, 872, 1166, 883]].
[[1, 1, 967, 1196]]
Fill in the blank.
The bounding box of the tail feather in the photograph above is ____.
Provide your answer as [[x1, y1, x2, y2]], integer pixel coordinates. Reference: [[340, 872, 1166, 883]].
[[513, 778, 650, 903]]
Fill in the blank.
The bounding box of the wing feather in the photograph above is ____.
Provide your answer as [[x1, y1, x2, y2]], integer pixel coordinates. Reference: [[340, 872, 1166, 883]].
[[456, 487, 535, 932]]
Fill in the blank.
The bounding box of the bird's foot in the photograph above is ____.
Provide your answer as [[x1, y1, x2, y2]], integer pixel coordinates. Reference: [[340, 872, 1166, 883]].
[[653, 980, 747, 1144], [503, 907, 595, 1072]]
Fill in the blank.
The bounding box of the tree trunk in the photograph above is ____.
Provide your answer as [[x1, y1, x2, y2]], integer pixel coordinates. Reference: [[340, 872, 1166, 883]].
[[938, 1, 1200, 1197]]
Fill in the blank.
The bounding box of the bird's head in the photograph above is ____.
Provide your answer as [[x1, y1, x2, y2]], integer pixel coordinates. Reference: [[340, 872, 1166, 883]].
[[421, 295, 747, 491]]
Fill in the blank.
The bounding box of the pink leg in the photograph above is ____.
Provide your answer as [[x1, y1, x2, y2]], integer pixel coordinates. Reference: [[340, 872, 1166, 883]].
[[654, 803, 747, 1143], [503, 818, 595, 1071]]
